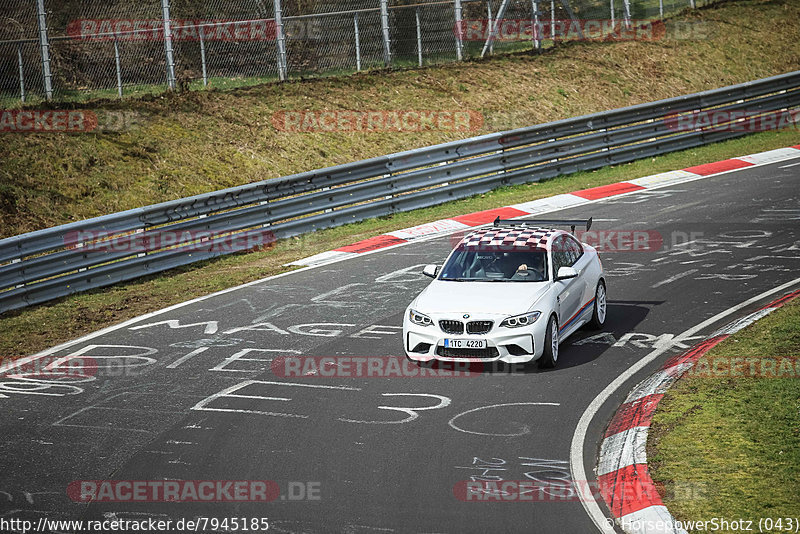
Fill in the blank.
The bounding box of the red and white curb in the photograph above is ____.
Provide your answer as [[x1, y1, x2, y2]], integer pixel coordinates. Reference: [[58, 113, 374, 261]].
[[597, 288, 800, 534], [289, 145, 800, 267]]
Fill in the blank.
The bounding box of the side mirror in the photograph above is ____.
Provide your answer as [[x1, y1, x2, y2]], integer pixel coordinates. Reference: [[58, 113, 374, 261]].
[[556, 266, 578, 280], [422, 264, 440, 278]]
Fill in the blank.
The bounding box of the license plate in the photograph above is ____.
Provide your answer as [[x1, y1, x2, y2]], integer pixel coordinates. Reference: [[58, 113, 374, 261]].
[[444, 339, 487, 349]]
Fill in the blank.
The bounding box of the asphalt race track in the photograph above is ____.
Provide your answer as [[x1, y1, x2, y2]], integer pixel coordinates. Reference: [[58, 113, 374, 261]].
[[1, 158, 799, 534]]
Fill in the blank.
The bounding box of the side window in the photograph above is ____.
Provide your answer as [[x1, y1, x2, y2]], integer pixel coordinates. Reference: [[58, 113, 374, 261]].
[[565, 235, 584, 266], [552, 236, 568, 274]]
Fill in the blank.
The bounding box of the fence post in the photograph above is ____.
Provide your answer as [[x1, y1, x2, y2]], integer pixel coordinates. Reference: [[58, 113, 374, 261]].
[[482, 0, 511, 57], [532, 0, 541, 51], [558, 0, 583, 37], [17, 44, 26, 103], [659, 0, 663, 18], [610, 0, 615, 26], [161, 0, 176, 90], [486, 1, 493, 55], [453, 0, 463, 60], [274, 0, 288, 80], [354, 13, 362, 71], [622, 0, 631, 28], [415, 7, 422, 67], [380, 0, 391, 66], [199, 28, 208, 86], [35, 0, 53, 100], [550, 0, 556, 42], [113, 37, 123, 98]]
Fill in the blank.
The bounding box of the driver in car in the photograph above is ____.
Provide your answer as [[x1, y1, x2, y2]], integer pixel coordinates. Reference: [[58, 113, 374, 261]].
[[511, 251, 545, 279]]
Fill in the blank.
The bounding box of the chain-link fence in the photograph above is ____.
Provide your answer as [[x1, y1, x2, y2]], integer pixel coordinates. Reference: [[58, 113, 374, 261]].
[[0, 0, 713, 103]]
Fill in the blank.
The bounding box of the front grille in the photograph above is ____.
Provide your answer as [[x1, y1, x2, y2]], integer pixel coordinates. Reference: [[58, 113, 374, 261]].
[[439, 320, 464, 335], [436, 346, 500, 359], [466, 321, 493, 334]]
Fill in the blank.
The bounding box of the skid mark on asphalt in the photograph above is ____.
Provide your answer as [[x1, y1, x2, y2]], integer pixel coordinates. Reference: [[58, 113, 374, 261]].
[[448, 402, 560, 436]]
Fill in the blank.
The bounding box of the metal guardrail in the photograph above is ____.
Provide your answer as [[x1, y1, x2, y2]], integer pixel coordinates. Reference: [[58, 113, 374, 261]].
[[1, 70, 799, 313]]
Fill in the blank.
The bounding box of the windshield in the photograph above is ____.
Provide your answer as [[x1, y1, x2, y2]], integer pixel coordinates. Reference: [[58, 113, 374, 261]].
[[439, 248, 548, 282]]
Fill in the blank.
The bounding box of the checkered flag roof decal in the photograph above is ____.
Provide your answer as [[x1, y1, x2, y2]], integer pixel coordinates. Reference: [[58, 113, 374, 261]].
[[459, 227, 559, 249]]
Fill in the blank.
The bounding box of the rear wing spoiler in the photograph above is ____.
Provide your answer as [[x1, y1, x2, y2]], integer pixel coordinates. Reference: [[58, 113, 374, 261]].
[[493, 217, 592, 234]]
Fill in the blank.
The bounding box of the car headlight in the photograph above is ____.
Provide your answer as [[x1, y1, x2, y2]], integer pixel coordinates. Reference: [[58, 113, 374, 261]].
[[500, 311, 541, 328], [409, 309, 433, 327]]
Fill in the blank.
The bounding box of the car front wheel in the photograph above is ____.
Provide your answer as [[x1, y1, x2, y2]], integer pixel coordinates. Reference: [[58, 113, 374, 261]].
[[538, 315, 559, 369], [588, 280, 607, 330]]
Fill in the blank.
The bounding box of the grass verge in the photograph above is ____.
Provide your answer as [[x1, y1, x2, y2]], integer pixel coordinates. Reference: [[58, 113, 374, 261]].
[[648, 298, 800, 531], [1, 126, 799, 360]]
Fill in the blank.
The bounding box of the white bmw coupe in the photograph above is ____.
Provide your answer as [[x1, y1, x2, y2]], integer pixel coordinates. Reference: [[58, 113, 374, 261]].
[[403, 218, 606, 368]]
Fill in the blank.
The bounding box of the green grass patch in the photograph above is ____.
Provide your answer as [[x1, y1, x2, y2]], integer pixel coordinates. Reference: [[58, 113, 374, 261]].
[[0, 126, 798, 361], [648, 298, 800, 532]]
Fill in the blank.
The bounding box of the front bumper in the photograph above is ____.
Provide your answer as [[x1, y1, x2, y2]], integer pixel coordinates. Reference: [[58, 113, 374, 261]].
[[403, 312, 548, 364]]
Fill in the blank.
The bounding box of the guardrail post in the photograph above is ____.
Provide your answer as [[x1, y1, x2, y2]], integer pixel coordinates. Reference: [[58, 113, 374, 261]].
[[199, 28, 208, 86], [35, 0, 53, 101], [274, 0, 288, 80], [380, 0, 391, 66], [113, 36, 123, 98], [17, 44, 26, 103], [453, 0, 463, 60], [354, 13, 362, 70], [415, 7, 423, 66], [161, 0, 176, 90]]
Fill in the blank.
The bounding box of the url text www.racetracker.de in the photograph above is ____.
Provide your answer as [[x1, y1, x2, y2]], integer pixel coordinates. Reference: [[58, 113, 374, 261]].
[[1, 516, 271, 533]]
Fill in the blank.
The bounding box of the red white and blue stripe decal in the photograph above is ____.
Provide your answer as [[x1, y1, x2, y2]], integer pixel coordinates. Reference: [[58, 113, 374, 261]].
[[559, 297, 595, 333]]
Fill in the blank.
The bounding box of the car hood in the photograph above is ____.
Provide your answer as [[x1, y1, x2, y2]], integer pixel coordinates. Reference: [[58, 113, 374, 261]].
[[411, 280, 550, 316]]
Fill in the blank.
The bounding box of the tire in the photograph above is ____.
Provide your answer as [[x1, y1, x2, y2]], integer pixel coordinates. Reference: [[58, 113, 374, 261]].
[[588, 280, 607, 330], [538, 315, 559, 369]]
